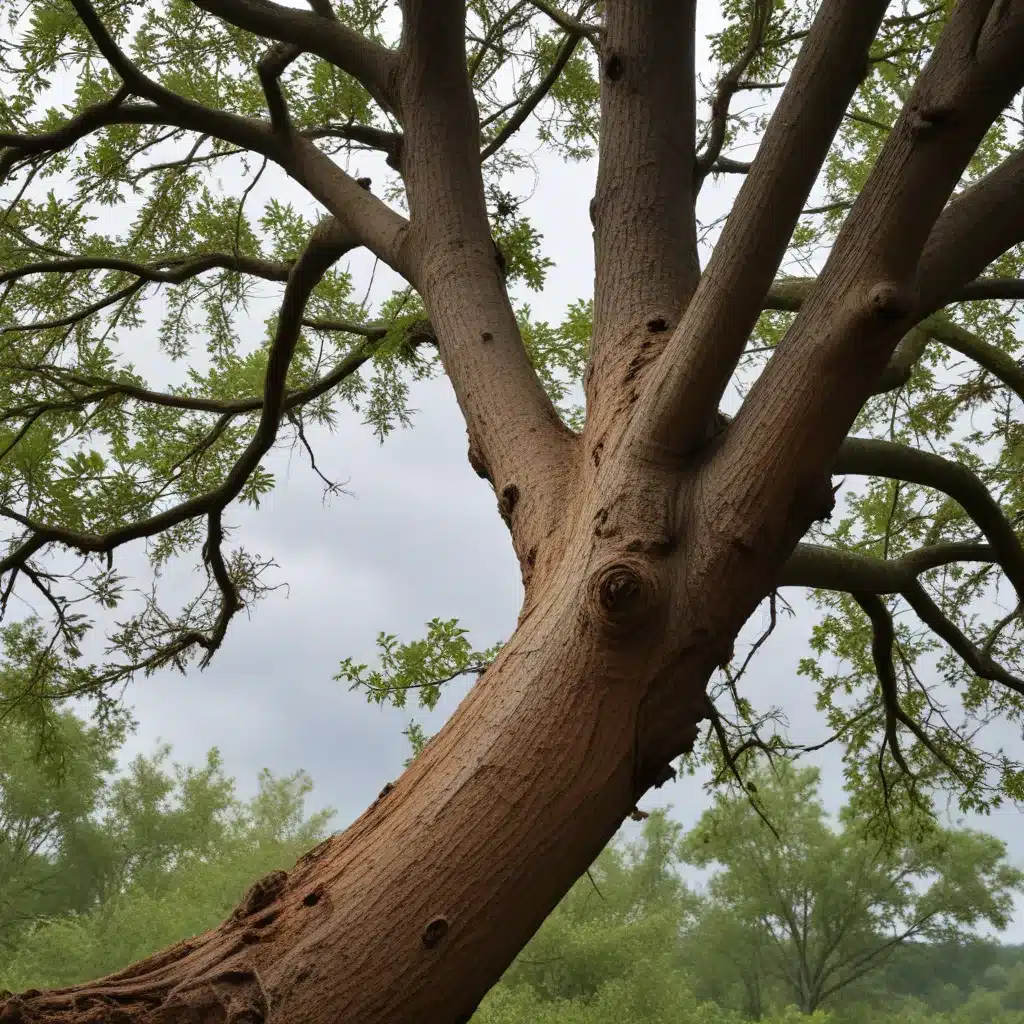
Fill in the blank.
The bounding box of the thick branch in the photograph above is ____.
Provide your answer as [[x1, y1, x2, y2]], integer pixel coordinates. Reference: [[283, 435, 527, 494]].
[[631, 0, 890, 459], [778, 542, 996, 593], [764, 277, 1024, 401], [918, 147, 1024, 313], [395, 0, 575, 558], [709, 155, 753, 176], [303, 121, 402, 159], [258, 41, 302, 133], [588, 0, 700, 424], [188, 0, 399, 116], [765, 275, 1024, 310], [0, 86, 128, 181], [869, 327, 929, 395], [712, 3, 1024, 570]]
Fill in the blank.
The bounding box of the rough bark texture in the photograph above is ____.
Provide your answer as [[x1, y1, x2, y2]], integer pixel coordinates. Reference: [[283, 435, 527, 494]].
[[3, 0, 1024, 1022]]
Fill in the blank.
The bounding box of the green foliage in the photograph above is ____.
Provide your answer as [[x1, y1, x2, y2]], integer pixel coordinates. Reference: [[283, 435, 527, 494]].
[[0, 706, 121, 950], [679, 762, 1024, 1015], [336, 617, 501, 712], [0, 707, 333, 992]]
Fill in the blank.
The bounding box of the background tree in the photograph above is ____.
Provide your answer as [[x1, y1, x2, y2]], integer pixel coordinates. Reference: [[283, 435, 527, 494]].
[[680, 764, 1024, 1015], [1, 0, 1024, 1021], [0, 719, 334, 993], [496, 810, 695, 1007], [0, 703, 119, 951]]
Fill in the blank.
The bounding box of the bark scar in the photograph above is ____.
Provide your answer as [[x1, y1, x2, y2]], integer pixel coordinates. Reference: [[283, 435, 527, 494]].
[[235, 870, 288, 920]]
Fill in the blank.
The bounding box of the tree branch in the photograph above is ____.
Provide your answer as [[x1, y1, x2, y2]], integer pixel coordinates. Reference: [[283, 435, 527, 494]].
[[526, 0, 601, 47], [0, 85, 129, 182], [901, 580, 1024, 696], [0, 219, 358, 625], [480, 29, 583, 162], [694, 0, 772, 190], [918, 146, 1024, 314], [258, 42, 302, 134], [710, 4, 1024, 572], [778, 542, 997, 592], [1, 102, 275, 186], [68, 0, 287, 159], [587, 0, 700, 429], [5, 9, 412, 281], [196, 511, 244, 667], [709, 155, 753, 176], [394, 0, 575, 562], [0, 279, 146, 336], [0, 252, 292, 288], [853, 592, 966, 779], [764, 277, 1024, 401], [188, 0, 399, 117], [0, 317, 431, 428], [832, 436, 1024, 601], [765, 275, 1024, 311], [631, 0, 891, 460]]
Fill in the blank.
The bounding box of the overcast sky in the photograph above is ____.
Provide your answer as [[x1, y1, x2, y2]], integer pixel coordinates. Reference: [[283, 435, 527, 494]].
[[8, 0, 1024, 942]]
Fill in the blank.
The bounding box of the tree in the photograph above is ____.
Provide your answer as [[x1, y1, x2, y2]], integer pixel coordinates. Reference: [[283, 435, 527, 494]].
[[0, 0, 1023, 1021], [680, 764, 1024, 1015], [0, 705, 120, 950], [0, 734, 334, 992]]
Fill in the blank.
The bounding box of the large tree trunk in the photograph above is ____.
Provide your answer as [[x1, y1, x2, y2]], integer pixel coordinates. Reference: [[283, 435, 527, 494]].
[[4, 0, 1024, 1022], [5, 462, 765, 1023]]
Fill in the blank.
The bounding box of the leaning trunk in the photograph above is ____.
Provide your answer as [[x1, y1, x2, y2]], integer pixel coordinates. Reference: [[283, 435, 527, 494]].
[[3, 459, 795, 1024]]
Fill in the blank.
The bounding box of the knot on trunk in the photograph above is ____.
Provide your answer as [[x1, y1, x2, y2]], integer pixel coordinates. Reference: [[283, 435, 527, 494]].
[[588, 557, 661, 636], [866, 281, 914, 321]]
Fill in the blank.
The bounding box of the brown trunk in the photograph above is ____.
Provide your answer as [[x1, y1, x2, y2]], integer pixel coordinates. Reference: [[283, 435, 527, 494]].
[[2, 448, 811, 1024]]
